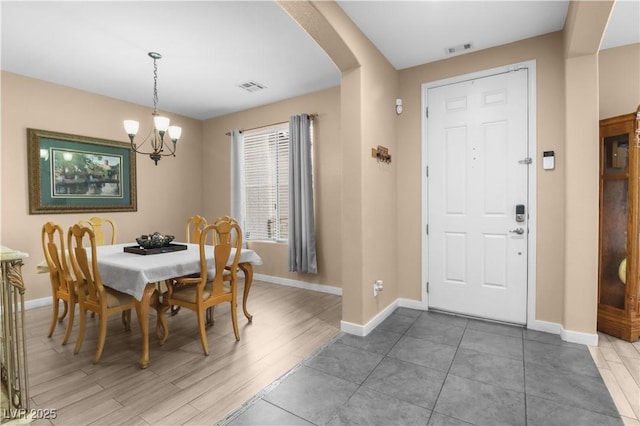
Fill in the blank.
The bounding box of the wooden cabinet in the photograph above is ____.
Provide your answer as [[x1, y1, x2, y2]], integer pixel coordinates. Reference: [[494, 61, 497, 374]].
[[598, 109, 640, 342]]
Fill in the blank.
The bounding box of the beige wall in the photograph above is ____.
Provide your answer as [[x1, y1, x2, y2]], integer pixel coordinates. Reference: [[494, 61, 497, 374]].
[[1, 71, 203, 301], [398, 33, 567, 324], [564, 53, 600, 333], [201, 86, 343, 288], [562, 0, 614, 334], [599, 43, 640, 120]]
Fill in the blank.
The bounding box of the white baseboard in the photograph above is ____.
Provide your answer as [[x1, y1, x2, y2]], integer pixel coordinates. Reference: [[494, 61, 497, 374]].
[[339, 297, 598, 346], [562, 328, 599, 346], [341, 300, 399, 336], [24, 296, 52, 310], [528, 319, 599, 346], [253, 273, 342, 296], [397, 297, 428, 310], [527, 318, 562, 335], [339, 298, 429, 336]]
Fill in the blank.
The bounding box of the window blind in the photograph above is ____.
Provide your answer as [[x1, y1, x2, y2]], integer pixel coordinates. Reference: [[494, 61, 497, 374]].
[[243, 126, 289, 241]]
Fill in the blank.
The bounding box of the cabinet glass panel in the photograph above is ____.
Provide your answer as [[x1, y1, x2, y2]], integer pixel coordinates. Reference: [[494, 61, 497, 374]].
[[603, 133, 629, 175], [599, 178, 628, 309]]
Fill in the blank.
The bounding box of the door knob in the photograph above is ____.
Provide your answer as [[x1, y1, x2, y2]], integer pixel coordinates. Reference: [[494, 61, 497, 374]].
[[509, 228, 525, 235]]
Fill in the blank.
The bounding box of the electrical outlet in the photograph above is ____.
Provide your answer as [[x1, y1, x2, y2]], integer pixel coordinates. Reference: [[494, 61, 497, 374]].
[[374, 280, 384, 296]]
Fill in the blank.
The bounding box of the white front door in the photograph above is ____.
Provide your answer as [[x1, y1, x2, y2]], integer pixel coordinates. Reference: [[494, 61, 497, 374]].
[[426, 68, 529, 324]]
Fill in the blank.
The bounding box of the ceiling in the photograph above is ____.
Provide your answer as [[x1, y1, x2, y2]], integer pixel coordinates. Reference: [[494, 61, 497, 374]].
[[1, 1, 638, 121]]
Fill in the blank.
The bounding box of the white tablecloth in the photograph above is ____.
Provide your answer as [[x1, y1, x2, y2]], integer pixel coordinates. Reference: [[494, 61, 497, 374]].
[[75, 243, 262, 300]]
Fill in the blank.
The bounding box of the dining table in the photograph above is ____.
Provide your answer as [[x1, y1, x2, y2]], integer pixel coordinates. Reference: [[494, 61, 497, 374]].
[[38, 242, 263, 368]]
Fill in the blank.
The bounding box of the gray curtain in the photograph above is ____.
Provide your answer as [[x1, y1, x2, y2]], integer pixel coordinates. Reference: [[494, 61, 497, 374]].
[[230, 129, 247, 247], [288, 114, 317, 273]]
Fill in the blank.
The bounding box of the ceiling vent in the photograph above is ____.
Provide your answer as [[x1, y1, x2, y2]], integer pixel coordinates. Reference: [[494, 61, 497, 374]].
[[446, 42, 474, 55], [238, 80, 267, 92]]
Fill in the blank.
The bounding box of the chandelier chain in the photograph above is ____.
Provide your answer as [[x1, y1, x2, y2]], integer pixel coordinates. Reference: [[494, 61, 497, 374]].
[[152, 58, 159, 113]]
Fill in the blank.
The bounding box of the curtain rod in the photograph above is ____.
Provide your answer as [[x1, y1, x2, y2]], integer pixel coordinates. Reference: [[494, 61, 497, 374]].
[[225, 113, 317, 136]]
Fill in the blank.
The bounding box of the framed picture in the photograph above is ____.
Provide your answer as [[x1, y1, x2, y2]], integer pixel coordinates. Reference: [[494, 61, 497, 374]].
[[27, 128, 137, 214]]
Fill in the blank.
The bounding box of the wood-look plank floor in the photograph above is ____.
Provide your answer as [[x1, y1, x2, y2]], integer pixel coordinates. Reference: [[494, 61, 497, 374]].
[[25, 279, 342, 425], [589, 332, 640, 426]]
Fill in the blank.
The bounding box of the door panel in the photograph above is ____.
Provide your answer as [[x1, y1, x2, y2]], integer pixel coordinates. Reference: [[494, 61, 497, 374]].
[[427, 69, 528, 324]]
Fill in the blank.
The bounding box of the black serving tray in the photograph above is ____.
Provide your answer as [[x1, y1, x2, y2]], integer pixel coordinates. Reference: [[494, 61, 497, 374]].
[[124, 243, 188, 255]]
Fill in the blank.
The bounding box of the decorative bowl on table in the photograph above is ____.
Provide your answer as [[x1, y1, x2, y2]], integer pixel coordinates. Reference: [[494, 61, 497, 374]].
[[136, 232, 175, 249]]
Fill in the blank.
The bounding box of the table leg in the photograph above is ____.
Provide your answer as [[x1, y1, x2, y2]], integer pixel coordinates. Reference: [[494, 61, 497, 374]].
[[134, 283, 157, 369], [238, 262, 253, 322]]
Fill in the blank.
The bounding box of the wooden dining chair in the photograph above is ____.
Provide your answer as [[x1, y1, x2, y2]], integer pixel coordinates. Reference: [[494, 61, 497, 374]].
[[42, 222, 77, 345], [168, 215, 209, 316], [160, 220, 242, 355], [211, 216, 240, 260], [78, 217, 117, 245], [186, 215, 207, 243], [212, 216, 254, 321], [67, 224, 137, 364]]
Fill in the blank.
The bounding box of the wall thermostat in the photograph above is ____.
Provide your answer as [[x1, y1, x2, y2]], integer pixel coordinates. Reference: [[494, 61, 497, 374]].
[[543, 151, 555, 170]]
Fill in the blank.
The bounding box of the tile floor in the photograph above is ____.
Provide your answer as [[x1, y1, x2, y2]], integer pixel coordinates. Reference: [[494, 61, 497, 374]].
[[221, 308, 626, 426]]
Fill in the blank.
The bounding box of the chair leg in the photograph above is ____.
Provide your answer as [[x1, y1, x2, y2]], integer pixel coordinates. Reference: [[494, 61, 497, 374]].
[[59, 300, 69, 321], [206, 306, 214, 326], [74, 308, 87, 354], [122, 310, 131, 331], [196, 309, 209, 356], [94, 313, 107, 364], [48, 297, 60, 338], [61, 298, 75, 345]]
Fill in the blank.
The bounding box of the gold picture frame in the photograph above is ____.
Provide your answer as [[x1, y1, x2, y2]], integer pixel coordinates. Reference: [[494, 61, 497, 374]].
[[27, 128, 137, 214]]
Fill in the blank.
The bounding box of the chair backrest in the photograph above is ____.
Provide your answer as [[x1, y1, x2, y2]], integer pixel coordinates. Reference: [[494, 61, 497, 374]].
[[78, 217, 117, 245], [213, 216, 235, 225], [200, 220, 242, 292], [186, 215, 208, 243], [212, 216, 242, 248], [67, 224, 105, 307], [41, 222, 73, 294]]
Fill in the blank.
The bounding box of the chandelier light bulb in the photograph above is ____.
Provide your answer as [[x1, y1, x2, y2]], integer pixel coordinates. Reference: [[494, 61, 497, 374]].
[[154, 115, 170, 133], [168, 126, 182, 142], [123, 120, 140, 137]]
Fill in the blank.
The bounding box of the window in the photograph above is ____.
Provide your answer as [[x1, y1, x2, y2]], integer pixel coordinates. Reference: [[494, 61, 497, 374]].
[[243, 125, 289, 241]]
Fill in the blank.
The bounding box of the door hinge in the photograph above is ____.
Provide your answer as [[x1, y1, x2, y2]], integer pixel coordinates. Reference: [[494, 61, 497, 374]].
[[426, 107, 429, 118], [518, 157, 532, 165], [426, 281, 429, 293], [426, 166, 429, 177], [426, 224, 429, 235]]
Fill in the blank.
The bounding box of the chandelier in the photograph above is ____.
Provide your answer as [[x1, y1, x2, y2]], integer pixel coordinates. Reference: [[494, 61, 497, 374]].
[[124, 52, 182, 165]]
